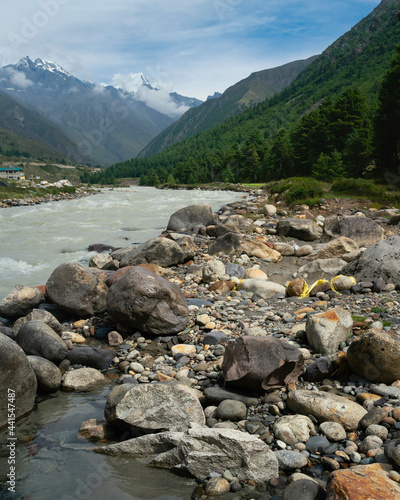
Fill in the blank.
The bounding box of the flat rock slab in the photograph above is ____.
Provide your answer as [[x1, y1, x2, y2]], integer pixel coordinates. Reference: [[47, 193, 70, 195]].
[[95, 424, 279, 483], [287, 390, 367, 431]]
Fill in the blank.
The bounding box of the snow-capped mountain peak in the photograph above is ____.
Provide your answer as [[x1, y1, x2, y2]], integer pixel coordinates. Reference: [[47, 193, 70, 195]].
[[15, 56, 73, 79], [108, 72, 153, 94]]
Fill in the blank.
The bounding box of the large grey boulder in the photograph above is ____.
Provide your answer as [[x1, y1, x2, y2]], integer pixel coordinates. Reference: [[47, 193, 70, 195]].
[[347, 328, 400, 384], [342, 236, 400, 284], [95, 424, 279, 483], [27, 355, 61, 393], [237, 279, 286, 299], [46, 263, 108, 317], [306, 307, 353, 355], [0, 333, 37, 428], [322, 215, 384, 247], [0, 285, 44, 320], [16, 321, 68, 364], [299, 258, 347, 278], [208, 232, 282, 262], [167, 204, 218, 232], [222, 336, 304, 392], [67, 346, 116, 370], [276, 219, 322, 241], [13, 309, 62, 339], [305, 236, 359, 261], [287, 390, 367, 431], [107, 267, 188, 335], [105, 382, 205, 432], [120, 237, 186, 268]]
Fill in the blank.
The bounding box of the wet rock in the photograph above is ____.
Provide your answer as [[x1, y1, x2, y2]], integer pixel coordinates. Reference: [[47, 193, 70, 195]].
[[276, 219, 323, 241], [323, 215, 384, 248], [95, 425, 279, 483], [62, 367, 106, 391], [274, 450, 308, 470], [88, 244, 115, 253], [347, 328, 400, 384], [237, 279, 286, 299], [78, 418, 119, 442], [287, 390, 367, 431], [202, 260, 226, 283], [306, 307, 353, 355], [0, 285, 44, 320], [27, 355, 62, 393], [119, 237, 186, 268], [167, 204, 218, 232], [67, 346, 115, 370], [0, 333, 37, 427], [104, 381, 205, 432], [46, 263, 108, 317], [106, 267, 188, 336], [273, 415, 316, 445], [282, 479, 326, 500], [326, 463, 400, 499], [222, 336, 304, 392], [16, 321, 68, 364]]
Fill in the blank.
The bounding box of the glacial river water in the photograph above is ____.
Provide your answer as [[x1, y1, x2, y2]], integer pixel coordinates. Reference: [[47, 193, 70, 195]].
[[0, 186, 244, 500]]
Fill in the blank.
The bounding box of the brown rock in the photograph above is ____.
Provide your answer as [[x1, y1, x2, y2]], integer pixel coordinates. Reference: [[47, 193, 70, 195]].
[[287, 278, 307, 297], [208, 281, 235, 293]]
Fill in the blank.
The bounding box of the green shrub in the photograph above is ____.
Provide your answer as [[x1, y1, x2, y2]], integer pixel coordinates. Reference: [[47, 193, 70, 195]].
[[268, 177, 325, 204]]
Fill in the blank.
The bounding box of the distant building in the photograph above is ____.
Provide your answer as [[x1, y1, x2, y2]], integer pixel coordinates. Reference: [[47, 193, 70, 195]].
[[0, 166, 25, 180]]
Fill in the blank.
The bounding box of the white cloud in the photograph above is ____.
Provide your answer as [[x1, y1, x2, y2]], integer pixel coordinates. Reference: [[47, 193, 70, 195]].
[[7, 68, 33, 89]]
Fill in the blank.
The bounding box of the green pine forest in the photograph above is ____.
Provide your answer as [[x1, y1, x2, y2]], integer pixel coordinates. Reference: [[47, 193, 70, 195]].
[[81, 2, 400, 190]]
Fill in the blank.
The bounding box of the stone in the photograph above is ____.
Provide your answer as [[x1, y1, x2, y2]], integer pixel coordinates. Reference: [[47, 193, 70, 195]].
[[89, 253, 113, 269], [226, 263, 246, 279], [287, 278, 307, 297], [306, 435, 331, 453], [78, 418, 118, 442], [384, 439, 400, 465], [167, 204, 218, 231], [166, 233, 198, 260], [295, 245, 314, 257], [287, 390, 367, 431], [0, 285, 44, 320], [222, 214, 254, 233], [61, 367, 106, 391], [95, 424, 279, 484], [203, 386, 259, 407], [16, 321, 68, 364], [171, 344, 196, 357], [120, 237, 186, 268], [343, 236, 400, 284], [326, 463, 400, 499], [108, 331, 123, 346], [299, 259, 347, 278], [331, 276, 356, 292], [273, 415, 316, 445], [216, 399, 247, 421], [222, 336, 304, 392], [323, 215, 384, 248], [203, 330, 229, 345], [46, 263, 108, 317], [273, 242, 295, 256], [276, 219, 323, 241], [263, 204, 277, 216], [274, 450, 308, 470], [106, 267, 188, 335], [27, 355, 61, 393], [67, 346, 116, 370], [307, 237, 359, 261], [244, 268, 268, 280], [365, 424, 388, 440], [202, 260, 226, 283], [347, 329, 400, 384], [320, 422, 347, 442], [208, 232, 282, 262], [303, 357, 334, 382], [237, 279, 286, 299], [205, 477, 231, 496], [13, 308, 62, 339], [306, 307, 353, 355], [104, 381, 205, 432], [283, 479, 326, 500], [88, 243, 114, 253], [0, 333, 37, 428]]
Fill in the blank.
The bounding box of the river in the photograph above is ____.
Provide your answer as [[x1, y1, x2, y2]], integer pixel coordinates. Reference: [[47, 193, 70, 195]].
[[0, 186, 245, 500]]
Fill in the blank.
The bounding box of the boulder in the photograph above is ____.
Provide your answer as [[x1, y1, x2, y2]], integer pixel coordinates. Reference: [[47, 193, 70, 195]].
[[67, 346, 116, 370], [104, 382, 205, 432], [287, 390, 367, 431], [347, 329, 400, 384], [119, 237, 186, 268], [216, 399, 247, 421], [88, 244, 114, 253], [237, 279, 286, 299], [287, 278, 307, 297], [13, 309, 62, 339], [299, 258, 347, 278], [106, 267, 188, 335], [306, 307, 353, 355], [89, 253, 113, 269], [263, 204, 277, 216], [27, 355, 61, 393], [342, 236, 400, 284], [222, 336, 304, 392], [274, 450, 308, 470], [326, 463, 400, 500], [62, 367, 106, 391], [273, 415, 316, 445], [0, 285, 44, 320], [166, 234, 198, 260], [46, 263, 108, 317], [0, 333, 37, 428], [95, 424, 279, 483], [16, 321, 68, 364], [208, 233, 281, 262], [273, 242, 295, 256], [167, 204, 218, 231], [222, 214, 254, 233], [282, 479, 326, 500], [276, 219, 322, 241], [202, 260, 226, 283], [306, 236, 359, 261], [323, 215, 384, 248]]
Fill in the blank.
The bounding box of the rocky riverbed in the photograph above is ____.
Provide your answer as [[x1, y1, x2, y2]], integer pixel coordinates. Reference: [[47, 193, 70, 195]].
[[2, 191, 400, 499]]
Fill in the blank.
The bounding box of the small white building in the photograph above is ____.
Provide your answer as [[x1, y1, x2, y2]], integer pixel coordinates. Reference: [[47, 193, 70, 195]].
[[0, 166, 25, 180]]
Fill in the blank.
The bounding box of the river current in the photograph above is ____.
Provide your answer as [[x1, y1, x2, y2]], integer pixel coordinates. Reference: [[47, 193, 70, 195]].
[[0, 186, 244, 500]]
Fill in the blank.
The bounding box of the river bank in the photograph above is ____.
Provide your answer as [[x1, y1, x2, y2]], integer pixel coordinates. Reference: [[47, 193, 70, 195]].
[[2, 191, 400, 499]]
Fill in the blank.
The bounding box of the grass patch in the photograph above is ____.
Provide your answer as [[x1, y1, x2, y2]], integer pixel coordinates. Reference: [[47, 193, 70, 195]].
[[266, 177, 326, 205], [383, 321, 392, 328], [352, 315, 367, 322], [370, 306, 386, 313]]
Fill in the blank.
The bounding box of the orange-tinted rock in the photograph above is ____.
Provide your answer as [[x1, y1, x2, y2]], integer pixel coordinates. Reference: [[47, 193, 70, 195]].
[[106, 266, 135, 287], [208, 280, 235, 293], [326, 464, 400, 499], [287, 278, 307, 297]]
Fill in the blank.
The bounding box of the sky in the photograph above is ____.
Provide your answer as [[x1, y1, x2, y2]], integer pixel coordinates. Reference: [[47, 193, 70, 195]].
[[0, 0, 382, 101]]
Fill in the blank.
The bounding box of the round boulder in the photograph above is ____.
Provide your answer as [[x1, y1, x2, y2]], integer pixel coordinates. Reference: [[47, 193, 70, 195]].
[[62, 367, 106, 391], [46, 263, 108, 317], [0, 285, 44, 320], [167, 204, 218, 232], [107, 266, 188, 335], [16, 321, 68, 364], [27, 355, 62, 393], [13, 308, 63, 339]]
